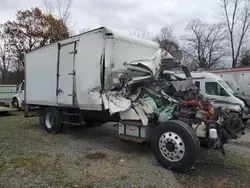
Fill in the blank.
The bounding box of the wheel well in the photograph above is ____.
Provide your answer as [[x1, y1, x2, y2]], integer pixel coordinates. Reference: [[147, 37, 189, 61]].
[[12, 97, 18, 101]]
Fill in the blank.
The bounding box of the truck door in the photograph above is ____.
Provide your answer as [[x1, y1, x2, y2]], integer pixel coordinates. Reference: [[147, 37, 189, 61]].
[[19, 81, 25, 102], [57, 41, 78, 105]]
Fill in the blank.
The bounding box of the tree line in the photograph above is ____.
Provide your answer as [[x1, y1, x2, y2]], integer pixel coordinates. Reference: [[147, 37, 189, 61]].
[[0, 0, 72, 84], [0, 0, 250, 84], [130, 0, 250, 70]]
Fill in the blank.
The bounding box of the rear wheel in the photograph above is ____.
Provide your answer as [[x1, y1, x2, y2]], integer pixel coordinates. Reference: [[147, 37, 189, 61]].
[[40, 107, 62, 134], [151, 120, 200, 172]]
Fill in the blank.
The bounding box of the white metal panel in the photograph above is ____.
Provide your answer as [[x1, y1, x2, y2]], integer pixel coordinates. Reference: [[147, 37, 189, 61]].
[[220, 72, 250, 95], [0, 85, 16, 102], [58, 42, 77, 105], [104, 36, 159, 90], [25, 44, 58, 105], [76, 32, 104, 110], [112, 36, 159, 71]]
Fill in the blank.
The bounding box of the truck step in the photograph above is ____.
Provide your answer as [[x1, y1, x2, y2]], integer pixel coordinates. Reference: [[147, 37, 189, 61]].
[[62, 112, 80, 116], [61, 121, 82, 126], [119, 135, 146, 143]]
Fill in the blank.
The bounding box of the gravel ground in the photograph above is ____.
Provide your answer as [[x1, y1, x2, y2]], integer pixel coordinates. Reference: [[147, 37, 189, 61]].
[[1, 111, 250, 188]]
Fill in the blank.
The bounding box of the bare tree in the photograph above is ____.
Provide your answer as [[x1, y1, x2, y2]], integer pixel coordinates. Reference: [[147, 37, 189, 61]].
[[154, 26, 182, 60], [44, 0, 73, 25], [0, 44, 12, 84], [154, 26, 177, 43], [129, 28, 152, 40], [240, 47, 250, 67], [219, 0, 250, 67], [182, 19, 227, 69]]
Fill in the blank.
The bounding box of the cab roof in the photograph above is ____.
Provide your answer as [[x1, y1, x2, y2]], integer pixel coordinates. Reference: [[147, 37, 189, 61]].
[[174, 71, 224, 80]]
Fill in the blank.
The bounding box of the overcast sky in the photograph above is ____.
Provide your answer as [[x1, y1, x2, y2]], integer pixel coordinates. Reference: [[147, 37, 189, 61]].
[[0, 0, 220, 37]]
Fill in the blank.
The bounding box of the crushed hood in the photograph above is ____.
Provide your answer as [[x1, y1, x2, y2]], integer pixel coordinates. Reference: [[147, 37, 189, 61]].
[[112, 49, 174, 85]]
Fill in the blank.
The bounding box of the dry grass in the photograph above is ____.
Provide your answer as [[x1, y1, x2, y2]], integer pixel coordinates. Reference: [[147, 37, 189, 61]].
[[1, 112, 250, 188]]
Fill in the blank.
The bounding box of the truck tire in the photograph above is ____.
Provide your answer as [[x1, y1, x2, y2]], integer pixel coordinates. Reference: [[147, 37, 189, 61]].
[[12, 98, 20, 110], [151, 120, 200, 172], [40, 107, 62, 134]]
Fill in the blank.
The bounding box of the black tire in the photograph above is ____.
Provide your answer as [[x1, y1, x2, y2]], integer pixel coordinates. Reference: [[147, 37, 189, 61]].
[[40, 107, 62, 134], [12, 98, 19, 110], [151, 120, 200, 172], [242, 118, 248, 124]]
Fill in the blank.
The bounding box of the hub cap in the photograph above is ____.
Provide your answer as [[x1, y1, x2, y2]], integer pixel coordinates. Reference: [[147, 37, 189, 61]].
[[159, 132, 185, 162], [45, 112, 53, 129]]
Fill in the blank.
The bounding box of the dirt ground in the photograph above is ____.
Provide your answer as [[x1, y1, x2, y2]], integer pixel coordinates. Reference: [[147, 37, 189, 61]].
[[1, 111, 250, 188]]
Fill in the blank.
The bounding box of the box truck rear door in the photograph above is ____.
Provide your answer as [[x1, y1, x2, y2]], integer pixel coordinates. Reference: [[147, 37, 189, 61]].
[[57, 41, 78, 105]]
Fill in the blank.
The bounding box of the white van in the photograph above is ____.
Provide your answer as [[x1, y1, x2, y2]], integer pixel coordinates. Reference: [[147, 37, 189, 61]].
[[188, 72, 245, 106], [174, 72, 249, 120]]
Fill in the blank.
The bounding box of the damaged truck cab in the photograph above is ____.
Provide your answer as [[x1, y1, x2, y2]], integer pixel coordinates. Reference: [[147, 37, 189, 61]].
[[24, 27, 245, 172]]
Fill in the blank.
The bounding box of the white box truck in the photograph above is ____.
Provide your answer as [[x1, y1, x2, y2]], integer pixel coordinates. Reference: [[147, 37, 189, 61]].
[[24, 27, 244, 172]]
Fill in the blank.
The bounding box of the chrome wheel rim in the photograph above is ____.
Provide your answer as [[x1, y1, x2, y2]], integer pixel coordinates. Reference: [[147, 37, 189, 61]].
[[159, 132, 185, 162], [45, 112, 53, 129]]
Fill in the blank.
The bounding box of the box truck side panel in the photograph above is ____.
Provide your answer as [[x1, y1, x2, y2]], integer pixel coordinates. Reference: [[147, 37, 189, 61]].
[[76, 31, 104, 110], [220, 74, 240, 93], [104, 35, 159, 90], [219, 72, 250, 95], [26, 45, 58, 106], [113, 37, 159, 70]]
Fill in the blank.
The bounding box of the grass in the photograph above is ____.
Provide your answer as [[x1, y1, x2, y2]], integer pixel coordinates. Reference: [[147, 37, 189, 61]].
[[86, 152, 107, 160], [199, 151, 250, 170], [0, 162, 8, 175], [10, 153, 48, 168], [1, 112, 250, 187]]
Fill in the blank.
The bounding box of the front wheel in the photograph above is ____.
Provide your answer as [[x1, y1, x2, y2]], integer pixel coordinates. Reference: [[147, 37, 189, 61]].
[[151, 120, 200, 172], [12, 98, 20, 110]]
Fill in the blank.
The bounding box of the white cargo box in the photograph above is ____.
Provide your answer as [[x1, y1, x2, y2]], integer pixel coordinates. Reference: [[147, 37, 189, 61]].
[[25, 27, 159, 111]]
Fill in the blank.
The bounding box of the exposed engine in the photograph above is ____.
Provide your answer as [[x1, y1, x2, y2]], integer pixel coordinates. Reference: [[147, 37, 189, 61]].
[[107, 48, 245, 153]]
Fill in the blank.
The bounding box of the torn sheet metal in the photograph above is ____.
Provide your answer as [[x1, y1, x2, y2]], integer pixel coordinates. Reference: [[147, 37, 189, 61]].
[[120, 108, 141, 120], [103, 49, 181, 124], [115, 49, 174, 84], [120, 104, 149, 126], [157, 104, 176, 123], [171, 80, 194, 92], [138, 96, 176, 123], [126, 48, 174, 75], [104, 91, 131, 115], [139, 97, 157, 115], [102, 94, 109, 110], [134, 104, 149, 126]]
